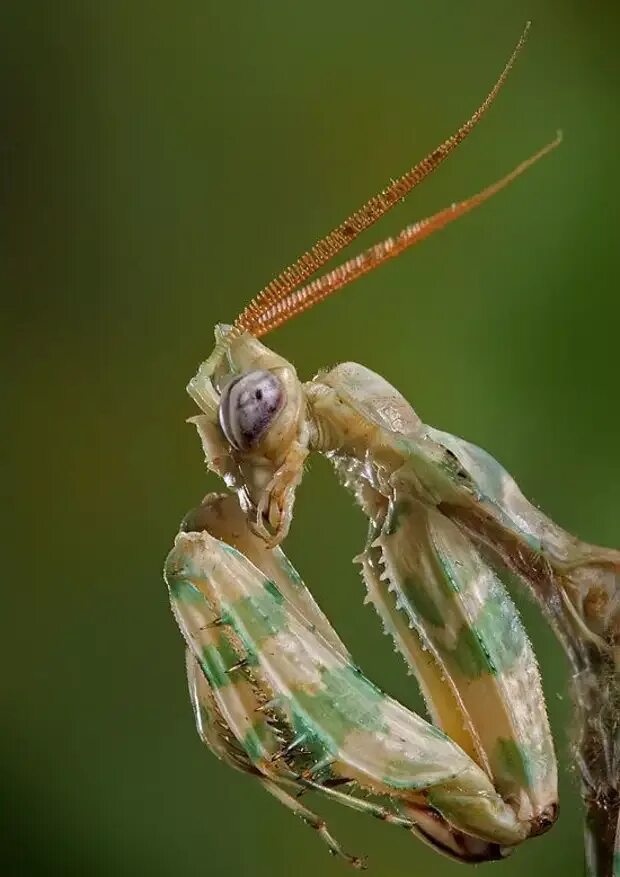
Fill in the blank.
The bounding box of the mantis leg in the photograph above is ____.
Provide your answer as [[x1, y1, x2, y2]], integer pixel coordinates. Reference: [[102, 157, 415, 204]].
[[260, 777, 366, 869], [311, 363, 558, 836], [166, 493, 527, 864], [359, 484, 557, 833]]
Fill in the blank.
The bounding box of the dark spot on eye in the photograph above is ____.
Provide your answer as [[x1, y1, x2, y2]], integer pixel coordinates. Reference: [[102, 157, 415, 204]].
[[218, 369, 286, 451]]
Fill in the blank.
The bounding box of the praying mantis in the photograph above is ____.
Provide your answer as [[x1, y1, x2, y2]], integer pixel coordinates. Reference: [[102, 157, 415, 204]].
[[164, 24, 620, 876]]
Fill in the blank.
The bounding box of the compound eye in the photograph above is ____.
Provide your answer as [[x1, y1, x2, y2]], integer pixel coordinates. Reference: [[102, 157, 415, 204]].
[[218, 370, 285, 451]]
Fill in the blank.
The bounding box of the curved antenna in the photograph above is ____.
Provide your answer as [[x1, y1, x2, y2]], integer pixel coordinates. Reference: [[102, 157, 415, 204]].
[[232, 23, 531, 338], [246, 132, 562, 337]]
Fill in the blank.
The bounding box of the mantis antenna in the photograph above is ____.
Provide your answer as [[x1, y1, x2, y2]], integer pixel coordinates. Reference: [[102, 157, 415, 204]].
[[241, 132, 562, 337], [227, 22, 538, 340]]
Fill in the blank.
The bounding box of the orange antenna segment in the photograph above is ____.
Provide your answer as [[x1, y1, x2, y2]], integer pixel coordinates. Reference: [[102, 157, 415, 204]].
[[233, 23, 531, 337], [247, 132, 562, 337]]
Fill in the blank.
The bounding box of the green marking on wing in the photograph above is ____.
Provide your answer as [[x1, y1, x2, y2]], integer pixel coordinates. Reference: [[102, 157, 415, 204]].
[[219, 613, 260, 670], [397, 532, 466, 629], [475, 589, 527, 671], [287, 702, 338, 775], [382, 503, 467, 632], [264, 579, 285, 604], [432, 545, 462, 595], [169, 578, 207, 605], [495, 738, 534, 789], [494, 738, 549, 790], [292, 664, 386, 751], [434, 539, 527, 678], [243, 719, 277, 765], [401, 574, 445, 627], [231, 590, 287, 642], [323, 665, 386, 734], [451, 624, 495, 677], [451, 587, 527, 679], [200, 639, 240, 689], [288, 710, 336, 769]]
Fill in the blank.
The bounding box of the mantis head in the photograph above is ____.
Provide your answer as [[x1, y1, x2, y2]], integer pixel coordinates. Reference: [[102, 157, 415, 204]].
[[187, 327, 310, 544]]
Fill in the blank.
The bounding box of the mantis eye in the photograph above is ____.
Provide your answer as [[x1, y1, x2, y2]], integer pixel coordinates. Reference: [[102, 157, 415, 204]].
[[218, 369, 285, 450]]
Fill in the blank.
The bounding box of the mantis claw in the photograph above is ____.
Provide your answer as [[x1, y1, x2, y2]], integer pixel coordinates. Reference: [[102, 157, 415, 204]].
[[252, 443, 308, 547]]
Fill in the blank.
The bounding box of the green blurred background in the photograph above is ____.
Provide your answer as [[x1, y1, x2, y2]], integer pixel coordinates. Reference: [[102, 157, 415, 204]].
[[2, 1, 618, 875]]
